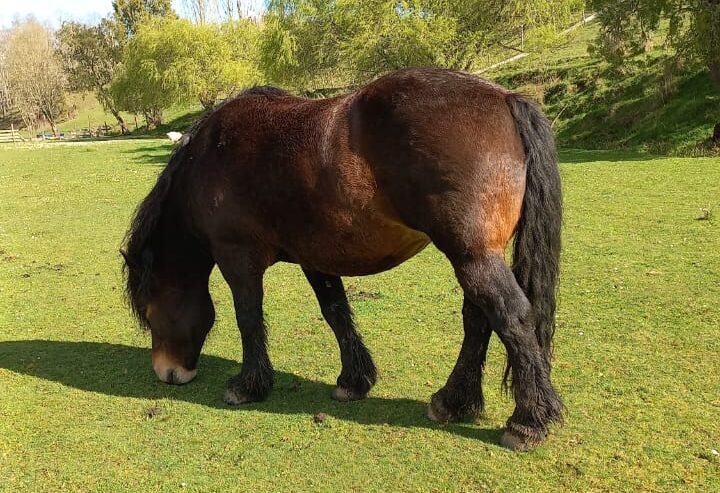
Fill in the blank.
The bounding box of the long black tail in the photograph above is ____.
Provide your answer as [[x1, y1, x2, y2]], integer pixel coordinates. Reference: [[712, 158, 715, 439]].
[[506, 94, 563, 361], [121, 143, 189, 329]]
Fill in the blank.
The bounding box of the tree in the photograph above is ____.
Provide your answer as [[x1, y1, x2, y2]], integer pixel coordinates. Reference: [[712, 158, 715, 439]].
[[56, 19, 129, 134], [259, 0, 587, 91], [111, 18, 260, 127], [4, 19, 66, 136], [590, 0, 720, 138], [259, 0, 470, 90], [112, 0, 176, 37], [590, 1, 720, 87], [0, 31, 13, 117]]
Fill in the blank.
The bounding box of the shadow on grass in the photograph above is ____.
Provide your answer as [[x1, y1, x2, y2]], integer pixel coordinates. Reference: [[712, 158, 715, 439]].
[[120, 142, 669, 168], [559, 148, 665, 164], [121, 142, 173, 166], [0, 340, 503, 445]]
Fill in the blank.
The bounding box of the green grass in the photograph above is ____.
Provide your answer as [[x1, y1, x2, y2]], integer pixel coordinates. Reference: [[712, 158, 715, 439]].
[[1, 141, 719, 492]]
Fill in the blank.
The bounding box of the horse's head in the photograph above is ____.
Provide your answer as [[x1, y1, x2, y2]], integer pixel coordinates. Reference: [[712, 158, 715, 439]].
[[122, 225, 215, 386], [142, 280, 215, 385]]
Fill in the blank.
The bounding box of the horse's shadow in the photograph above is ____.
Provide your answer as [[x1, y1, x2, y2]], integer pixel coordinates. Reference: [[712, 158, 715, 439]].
[[0, 340, 503, 445]]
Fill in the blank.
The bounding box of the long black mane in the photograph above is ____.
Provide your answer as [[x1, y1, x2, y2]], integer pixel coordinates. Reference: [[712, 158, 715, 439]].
[[122, 85, 289, 328], [122, 142, 188, 328]]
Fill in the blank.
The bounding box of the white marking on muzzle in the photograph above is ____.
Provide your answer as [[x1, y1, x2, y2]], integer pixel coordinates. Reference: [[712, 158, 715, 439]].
[[152, 351, 197, 385]]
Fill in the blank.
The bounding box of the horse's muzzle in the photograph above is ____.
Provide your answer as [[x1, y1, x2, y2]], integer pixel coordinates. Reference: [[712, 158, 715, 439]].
[[152, 351, 197, 385]]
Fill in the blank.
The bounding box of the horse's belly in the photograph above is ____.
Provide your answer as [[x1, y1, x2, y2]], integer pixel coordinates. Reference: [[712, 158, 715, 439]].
[[294, 219, 431, 277]]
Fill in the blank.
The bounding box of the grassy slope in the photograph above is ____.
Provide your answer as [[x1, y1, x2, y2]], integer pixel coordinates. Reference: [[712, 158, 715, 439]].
[[486, 22, 720, 155], [0, 91, 205, 140], [1, 142, 719, 491], [0, 93, 135, 138]]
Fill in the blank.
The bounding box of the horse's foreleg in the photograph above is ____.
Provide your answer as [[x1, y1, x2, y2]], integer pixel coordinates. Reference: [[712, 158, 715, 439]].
[[303, 269, 377, 401], [213, 244, 273, 405], [427, 296, 492, 423]]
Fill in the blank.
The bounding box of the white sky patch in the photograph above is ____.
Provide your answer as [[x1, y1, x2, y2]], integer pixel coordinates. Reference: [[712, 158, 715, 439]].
[[0, 0, 266, 29]]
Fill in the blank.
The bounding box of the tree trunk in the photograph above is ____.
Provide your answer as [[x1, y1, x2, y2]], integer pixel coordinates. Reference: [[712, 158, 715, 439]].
[[49, 119, 59, 138], [708, 61, 720, 144], [143, 108, 163, 129], [110, 107, 129, 134], [99, 90, 130, 135], [199, 92, 216, 110], [709, 61, 720, 92], [712, 123, 720, 144], [151, 108, 163, 127]]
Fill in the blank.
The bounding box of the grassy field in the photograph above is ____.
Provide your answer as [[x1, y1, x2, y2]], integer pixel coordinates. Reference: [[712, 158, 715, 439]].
[[0, 140, 719, 492]]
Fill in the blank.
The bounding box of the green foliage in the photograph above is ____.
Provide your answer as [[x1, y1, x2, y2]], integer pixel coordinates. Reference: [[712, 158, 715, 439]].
[[56, 19, 129, 132], [111, 17, 261, 125], [112, 0, 177, 37], [343, 1, 459, 77], [489, 21, 720, 154], [590, 0, 720, 90], [259, 0, 588, 91]]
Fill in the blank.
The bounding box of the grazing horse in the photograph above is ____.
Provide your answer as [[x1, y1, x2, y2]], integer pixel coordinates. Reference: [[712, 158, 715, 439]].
[[122, 68, 563, 450]]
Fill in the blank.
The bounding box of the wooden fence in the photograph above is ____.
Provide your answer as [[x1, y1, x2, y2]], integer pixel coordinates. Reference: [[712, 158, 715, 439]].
[[0, 124, 23, 144]]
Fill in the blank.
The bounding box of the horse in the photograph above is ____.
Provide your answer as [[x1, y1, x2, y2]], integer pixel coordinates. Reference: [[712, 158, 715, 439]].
[[121, 68, 563, 451]]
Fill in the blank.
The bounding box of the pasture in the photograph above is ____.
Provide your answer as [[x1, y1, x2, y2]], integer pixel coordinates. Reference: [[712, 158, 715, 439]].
[[0, 140, 718, 492]]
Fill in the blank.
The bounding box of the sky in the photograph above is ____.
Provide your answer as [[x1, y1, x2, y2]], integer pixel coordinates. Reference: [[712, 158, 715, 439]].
[[0, 0, 266, 29]]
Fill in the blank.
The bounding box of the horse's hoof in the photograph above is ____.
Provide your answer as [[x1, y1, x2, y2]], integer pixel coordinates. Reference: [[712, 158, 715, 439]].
[[332, 386, 365, 402], [500, 430, 543, 452], [426, 404, 442, 422], [426, 394, 450, 423], [224, 388, 252, 406]]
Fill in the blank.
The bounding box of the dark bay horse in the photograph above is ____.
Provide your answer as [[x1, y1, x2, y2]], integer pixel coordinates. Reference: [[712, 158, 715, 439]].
[[122, 68, 563, 450]]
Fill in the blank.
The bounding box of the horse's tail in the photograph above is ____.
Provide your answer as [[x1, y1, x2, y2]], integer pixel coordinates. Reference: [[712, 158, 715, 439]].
[[506, 93, 562, 368], [121, 143, 189, 328]]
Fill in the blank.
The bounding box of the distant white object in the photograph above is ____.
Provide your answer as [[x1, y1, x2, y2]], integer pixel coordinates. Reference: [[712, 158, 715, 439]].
[[166, 131, 183, 143]]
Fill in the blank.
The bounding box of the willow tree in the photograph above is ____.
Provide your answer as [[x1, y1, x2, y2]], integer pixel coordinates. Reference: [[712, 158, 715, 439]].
[[259, 0, 587, 91], [590, 0, 720, 141], [591, 0, 720, 85], [111, 18, 260, 128]]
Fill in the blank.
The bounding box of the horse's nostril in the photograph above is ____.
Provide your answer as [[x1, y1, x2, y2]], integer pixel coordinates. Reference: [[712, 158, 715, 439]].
[[166, 369, 176, 385]]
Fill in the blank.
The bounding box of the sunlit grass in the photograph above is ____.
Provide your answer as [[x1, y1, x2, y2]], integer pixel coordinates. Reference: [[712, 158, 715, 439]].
[[1, 141, 718, 491]]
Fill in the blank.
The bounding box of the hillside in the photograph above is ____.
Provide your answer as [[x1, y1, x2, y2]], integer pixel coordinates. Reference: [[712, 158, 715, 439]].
[[486, 21, 720, 155]]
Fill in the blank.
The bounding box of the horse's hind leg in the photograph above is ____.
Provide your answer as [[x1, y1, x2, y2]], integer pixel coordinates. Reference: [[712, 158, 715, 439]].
[[427, 296, 492, 422], [213, 244, 274, 405], [452, 253, 563, 449], [303, 269, 377, 401]]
